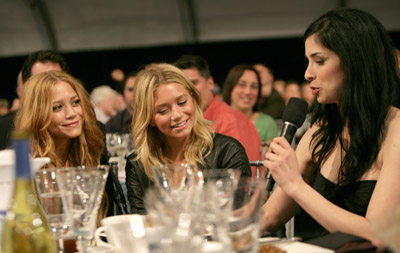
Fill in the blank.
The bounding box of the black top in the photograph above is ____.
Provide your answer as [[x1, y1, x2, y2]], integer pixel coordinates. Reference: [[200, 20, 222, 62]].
[[105, 108, 132, 134], [295, 169, 376, 240], [125, 133, 251, 214]]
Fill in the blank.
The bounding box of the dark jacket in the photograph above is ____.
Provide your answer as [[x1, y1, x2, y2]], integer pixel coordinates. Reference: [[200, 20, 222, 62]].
[[0, 111, 16, 150], [260, 89, 286, 119], [125, 133, 251, 214]]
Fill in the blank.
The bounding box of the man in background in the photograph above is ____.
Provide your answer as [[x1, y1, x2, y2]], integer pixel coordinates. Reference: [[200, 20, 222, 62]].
[[0, 50, 68, 149], [0, 99, 9, 116], [283, 80, 302, 104], [175, 55, 262, 172], [105, 70, 137, 134], [253, 63, 286, 119]]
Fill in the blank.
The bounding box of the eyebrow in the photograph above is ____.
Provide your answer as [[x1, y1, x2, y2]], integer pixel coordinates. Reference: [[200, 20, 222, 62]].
[[155, 94, 187, 109], [307, 51, 330, 58], [52, 95, 79, 104]]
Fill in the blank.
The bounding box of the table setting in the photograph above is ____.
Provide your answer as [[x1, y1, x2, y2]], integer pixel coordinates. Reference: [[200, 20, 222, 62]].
[[0, 156, 348, 253], [82, 163, 335, 253]]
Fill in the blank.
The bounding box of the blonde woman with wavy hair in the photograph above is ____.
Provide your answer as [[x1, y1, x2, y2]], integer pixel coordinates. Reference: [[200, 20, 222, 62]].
[[125, 63, 251, 214], [15, 70, 103, 167], [14, 71, 130, 221]]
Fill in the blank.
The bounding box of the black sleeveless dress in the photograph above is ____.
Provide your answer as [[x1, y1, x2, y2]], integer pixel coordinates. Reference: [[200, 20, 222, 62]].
[[294, 169, 377, 240]]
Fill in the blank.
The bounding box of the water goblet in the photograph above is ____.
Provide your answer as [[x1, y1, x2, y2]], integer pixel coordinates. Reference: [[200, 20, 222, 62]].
[[105, 133, 132, 157], [229, 177, 267, 253], [196, 169, 241, 248], [197, 169, 241, 215], [151, 163, 196, 208], [106, 133, 132, 180], [35, 167, 69, 252], [55, 165, 109, 253]]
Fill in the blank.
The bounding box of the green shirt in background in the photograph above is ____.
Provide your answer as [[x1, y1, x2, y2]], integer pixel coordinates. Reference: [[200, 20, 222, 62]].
[[254, 112, 278, 143]]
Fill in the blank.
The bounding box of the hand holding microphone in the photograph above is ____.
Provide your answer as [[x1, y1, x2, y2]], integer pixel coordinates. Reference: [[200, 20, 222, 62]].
[[264, 97, 308, 194]]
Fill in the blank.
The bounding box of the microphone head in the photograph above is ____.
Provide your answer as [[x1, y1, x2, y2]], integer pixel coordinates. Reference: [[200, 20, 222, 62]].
[[282, 97, 308, 128]]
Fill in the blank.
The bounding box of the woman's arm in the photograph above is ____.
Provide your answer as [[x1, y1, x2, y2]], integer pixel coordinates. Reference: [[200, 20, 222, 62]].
[[125, 156, 149, 215], [263, 116, 400, 247], [260, 125, 315, 233]]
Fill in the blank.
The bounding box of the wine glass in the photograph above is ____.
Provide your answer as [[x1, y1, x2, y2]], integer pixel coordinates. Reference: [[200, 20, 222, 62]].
[[35, 167, 69, 253], [106, 133, 132, 180], [198, 169, 241, 212], [229, 177, 267, 253], [151, 163, 196, 207], [105, 133, 132, 157], [196, 169, 241, 244], [55, 165, 109, 253]]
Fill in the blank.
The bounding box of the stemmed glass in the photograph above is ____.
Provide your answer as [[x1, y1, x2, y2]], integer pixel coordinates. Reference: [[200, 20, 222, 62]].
[[229, 177, 267, 253], [35, 167, 69, 253], [106, 133, 132, 180], [149, 164, 203, 252], [55, 165, 109, 253], [197, 169, 241, 214], [151, 163, 196, 207], [196, 169, 241, 247], [105, 133, 132, 157]]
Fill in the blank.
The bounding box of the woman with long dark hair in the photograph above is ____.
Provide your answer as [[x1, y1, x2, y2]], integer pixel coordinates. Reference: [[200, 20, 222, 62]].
[[261, 9, 400, 248]]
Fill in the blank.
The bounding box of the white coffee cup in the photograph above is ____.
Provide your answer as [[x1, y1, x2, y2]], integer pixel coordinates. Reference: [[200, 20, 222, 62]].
[[94, 214, 164, 253]]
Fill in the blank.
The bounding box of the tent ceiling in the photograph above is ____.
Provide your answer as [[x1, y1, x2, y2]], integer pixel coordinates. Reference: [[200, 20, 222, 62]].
[[1, 0, 399, 57]]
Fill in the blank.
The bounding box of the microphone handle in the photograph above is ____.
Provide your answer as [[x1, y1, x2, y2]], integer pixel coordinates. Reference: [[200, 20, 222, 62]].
[[265, 122, 299, 193]]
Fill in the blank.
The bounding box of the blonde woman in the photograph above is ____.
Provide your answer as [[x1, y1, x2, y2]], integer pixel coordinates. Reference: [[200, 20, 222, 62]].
[[15, 70, 126, 217], [15, 71, 103, 167], [126, 63, 251, 214]]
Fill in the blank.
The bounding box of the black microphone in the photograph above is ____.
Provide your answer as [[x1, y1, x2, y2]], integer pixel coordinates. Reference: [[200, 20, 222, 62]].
[[265, 97, 309, 193]]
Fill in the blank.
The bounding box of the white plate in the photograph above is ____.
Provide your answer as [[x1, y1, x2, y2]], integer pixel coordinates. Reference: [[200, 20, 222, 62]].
[[258, 237, 282, 244], [258, 238, 334, 253]]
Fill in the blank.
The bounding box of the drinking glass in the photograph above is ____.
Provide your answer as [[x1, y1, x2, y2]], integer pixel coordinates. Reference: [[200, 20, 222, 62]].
[[197, 169, 241, 211], [229, 177, 266, 253], [151, 163, 196, 207], [35, 167, 69, 252], [106, 133, 132, 180], [105, 133, 132, 157], [196, 169, 241, 247], [55, 165, 109, 253]]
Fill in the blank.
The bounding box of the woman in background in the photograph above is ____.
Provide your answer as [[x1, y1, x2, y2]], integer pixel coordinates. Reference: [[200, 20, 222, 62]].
[[125, 63, 251, 214], [222, 64, 278, 144], [261, 9, 400, 249]]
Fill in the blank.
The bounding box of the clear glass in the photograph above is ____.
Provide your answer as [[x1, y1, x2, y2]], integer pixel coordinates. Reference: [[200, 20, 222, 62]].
[[197, 169, 241, 212], [196, 169, 242, 250], [151, 163, 196, 207], [55, 165, 109, 253], [105, 133, 132, 157], [106, 133, 132, 180], [35, 168, 69, 253], [229, 177, 266, 253]]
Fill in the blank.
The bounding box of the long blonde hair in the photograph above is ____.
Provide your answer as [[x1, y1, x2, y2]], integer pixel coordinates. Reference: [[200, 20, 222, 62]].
[[15, 70, 104, 168], [132, 63, 213, 179]]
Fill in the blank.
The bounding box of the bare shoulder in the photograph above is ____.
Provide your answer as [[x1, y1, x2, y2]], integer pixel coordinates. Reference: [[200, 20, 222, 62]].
[[299, 123, 320, 146], [384, 107, 400, 141], [295, 123, 320, 177], [381, 107, 400, 161]]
